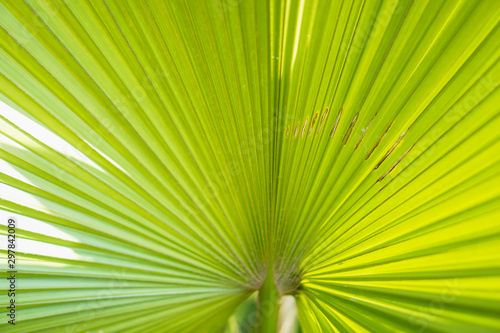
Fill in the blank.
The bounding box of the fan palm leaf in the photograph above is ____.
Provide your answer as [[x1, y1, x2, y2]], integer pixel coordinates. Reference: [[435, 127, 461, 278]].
[[0, 0, 499, 332]]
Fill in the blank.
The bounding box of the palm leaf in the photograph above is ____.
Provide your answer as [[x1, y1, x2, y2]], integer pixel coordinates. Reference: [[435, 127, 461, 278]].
[[0, 0, 499, 332]]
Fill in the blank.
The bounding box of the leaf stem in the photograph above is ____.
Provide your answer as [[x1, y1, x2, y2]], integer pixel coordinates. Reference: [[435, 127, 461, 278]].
[[257, 265, 281, 333]]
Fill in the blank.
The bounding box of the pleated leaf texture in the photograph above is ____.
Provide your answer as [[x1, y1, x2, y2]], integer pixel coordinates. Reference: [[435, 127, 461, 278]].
[[0, 0, 499, 332]]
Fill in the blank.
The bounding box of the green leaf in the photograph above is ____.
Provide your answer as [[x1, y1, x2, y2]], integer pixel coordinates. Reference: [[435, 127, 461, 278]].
[[0, 0, 499, 331]]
